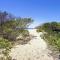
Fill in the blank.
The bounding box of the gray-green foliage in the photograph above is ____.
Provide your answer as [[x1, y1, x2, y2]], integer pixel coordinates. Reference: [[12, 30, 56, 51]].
[[0, 11, 33, 41], [2, 18, 33, 40]]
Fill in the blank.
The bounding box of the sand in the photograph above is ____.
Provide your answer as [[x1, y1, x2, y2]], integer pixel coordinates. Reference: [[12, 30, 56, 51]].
[[10, 29, 54, 60]]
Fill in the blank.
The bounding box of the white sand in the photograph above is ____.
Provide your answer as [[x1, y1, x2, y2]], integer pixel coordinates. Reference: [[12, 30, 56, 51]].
[[10, 29, 54, 60]]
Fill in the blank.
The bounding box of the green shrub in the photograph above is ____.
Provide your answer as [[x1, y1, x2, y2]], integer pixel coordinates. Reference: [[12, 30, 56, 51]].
[[37, 22, 60, 51], [0, 38, 12, 49]]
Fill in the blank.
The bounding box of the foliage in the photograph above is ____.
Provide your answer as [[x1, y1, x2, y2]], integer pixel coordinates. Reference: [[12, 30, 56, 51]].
[[0, 11, 33, 60], [0, 11, 33, 41], [37, 22, 60, 51], [0, 38, 12, 49], [0, 37, 12, 60]]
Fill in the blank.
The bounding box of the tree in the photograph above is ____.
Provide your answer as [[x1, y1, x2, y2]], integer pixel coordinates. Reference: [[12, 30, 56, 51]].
[[0, 11, 8, 33], [0, 11, 15, 33], [0, 11, 33, 41], [15, 18, 33, 29], [0, 11, 8, 25]]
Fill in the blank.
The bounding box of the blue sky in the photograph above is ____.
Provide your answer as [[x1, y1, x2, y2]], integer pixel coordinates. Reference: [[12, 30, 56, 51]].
[[0, 0, 60, 27]]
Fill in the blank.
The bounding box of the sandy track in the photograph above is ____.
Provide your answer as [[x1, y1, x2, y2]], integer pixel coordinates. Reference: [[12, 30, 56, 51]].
[[10, 29, 54, 60]]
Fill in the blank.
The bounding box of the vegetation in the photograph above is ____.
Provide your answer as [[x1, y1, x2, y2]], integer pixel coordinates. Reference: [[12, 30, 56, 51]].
[[37, 22, 60, 52], [0, 11, 33, 40], [0, 11, 33, 60], [0, 38, 12, 49]]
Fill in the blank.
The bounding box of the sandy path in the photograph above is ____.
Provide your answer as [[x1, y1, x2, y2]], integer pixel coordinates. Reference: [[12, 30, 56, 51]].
[[10, 29, 54, 60]]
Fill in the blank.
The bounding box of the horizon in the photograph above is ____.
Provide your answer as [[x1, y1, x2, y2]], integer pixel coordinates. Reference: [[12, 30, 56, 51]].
[[0, 0, 60, 27]]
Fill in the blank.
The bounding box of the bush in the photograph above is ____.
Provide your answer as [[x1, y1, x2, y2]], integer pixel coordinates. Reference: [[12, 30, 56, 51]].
[[0, 38, 12, 49], [37, 22, 60, 51]]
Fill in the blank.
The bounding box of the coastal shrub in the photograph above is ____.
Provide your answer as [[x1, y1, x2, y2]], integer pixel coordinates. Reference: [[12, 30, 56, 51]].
[[37, 22, 60, 51], [0, 38, 12, 49]]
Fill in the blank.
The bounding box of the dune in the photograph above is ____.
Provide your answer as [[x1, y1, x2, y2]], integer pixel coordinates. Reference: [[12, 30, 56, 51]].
[[10, 29, 54, 60]]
